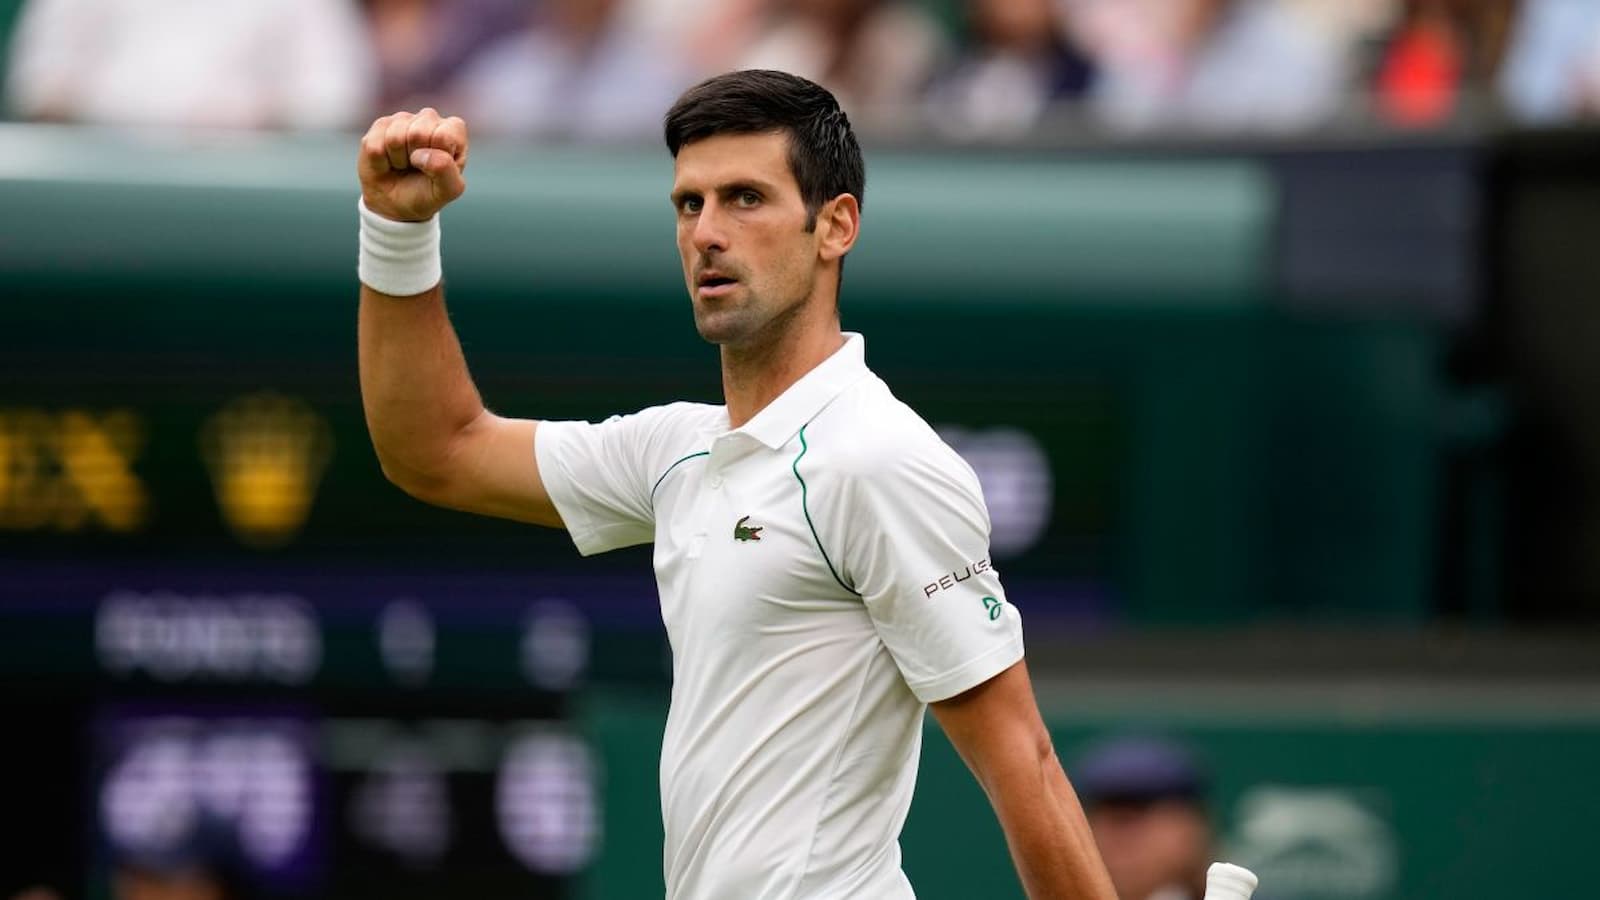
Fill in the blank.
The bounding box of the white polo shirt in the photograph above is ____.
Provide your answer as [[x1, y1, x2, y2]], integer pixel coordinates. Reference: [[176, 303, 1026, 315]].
[[535, 333, 1024, 899]]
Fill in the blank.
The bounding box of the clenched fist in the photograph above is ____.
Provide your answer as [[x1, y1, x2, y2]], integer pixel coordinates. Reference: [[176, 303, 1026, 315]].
[[358, 108, 469, 222]]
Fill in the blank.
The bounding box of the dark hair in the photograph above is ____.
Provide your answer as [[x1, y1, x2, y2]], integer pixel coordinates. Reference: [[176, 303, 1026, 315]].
[[664, 69, 864, 231]]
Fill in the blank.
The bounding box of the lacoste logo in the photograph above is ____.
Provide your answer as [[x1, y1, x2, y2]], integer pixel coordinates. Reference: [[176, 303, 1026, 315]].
[[733, 515, 764, 542]]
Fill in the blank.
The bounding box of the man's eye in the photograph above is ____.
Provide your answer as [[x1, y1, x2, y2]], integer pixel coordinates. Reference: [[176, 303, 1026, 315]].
[[681, 198, 702, 214], [736, 191, 760, 207]]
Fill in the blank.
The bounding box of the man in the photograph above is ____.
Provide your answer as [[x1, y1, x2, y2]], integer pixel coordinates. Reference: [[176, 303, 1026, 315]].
[[1076, 736, 1216, 900], [356, 69, 1114, 899]]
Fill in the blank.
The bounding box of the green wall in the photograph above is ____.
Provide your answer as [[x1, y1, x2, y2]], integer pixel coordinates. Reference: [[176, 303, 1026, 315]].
[[582, 688, 1600, 899]]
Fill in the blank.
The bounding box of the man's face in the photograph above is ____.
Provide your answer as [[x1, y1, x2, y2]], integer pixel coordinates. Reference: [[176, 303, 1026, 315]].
[[670, 131, 824, 347], [1087, 799, 1211, 899]]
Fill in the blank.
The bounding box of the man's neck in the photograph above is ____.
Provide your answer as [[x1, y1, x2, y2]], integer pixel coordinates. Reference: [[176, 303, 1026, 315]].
[[720, 314, 845, 430]]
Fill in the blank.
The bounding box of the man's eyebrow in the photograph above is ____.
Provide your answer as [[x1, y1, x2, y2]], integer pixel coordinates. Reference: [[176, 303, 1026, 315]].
[[670, 179, 782, 206], [720, 179, 777, 196]]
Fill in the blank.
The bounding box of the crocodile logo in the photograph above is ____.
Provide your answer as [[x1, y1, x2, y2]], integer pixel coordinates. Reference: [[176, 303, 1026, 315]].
[[733, 515, 764, 542]]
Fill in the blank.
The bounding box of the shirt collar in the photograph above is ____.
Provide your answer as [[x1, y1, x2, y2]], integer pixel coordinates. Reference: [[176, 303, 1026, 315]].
[[731, 332, 870, 450]]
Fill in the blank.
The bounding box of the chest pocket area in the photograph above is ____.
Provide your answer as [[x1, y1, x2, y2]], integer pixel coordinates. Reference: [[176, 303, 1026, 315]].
[[706, 510, 860, 624], [653, 490, 716, 579]]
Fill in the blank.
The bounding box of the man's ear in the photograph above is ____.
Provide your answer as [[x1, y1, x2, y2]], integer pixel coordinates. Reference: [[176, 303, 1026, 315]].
[[817, 194, 860, 262]]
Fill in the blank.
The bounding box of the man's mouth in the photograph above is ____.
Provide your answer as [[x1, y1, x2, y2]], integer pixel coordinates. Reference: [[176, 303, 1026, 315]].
[[696, 272, 739, 297]]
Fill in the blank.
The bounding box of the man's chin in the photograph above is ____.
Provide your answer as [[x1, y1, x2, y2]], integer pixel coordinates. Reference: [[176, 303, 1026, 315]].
[[692, 309, 750, 346]]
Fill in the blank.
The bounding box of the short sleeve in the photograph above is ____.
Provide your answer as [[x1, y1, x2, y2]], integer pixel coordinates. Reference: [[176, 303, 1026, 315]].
[[839, 444, 1024, 703], [536, 404, 704, 556]]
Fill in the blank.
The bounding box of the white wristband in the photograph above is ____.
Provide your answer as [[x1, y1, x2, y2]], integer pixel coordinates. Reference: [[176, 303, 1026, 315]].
[[358, 198, 442, 296]]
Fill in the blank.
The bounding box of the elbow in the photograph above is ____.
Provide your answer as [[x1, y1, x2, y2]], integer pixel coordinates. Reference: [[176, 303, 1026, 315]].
[[369, 410, 494, 510], [377, 458, 427, 501], [376, 456, 415, 495], [373, 445, 453, 507]]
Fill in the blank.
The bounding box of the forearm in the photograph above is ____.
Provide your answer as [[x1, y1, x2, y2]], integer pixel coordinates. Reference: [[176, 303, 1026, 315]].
[[933, 663, 1117, 899], [986, 741, 1116, 900], [357, 283, 487, 493]]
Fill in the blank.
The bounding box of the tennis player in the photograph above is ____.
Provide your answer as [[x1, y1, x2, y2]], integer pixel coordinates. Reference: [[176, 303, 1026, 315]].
[[356, 69, 1115, 899]]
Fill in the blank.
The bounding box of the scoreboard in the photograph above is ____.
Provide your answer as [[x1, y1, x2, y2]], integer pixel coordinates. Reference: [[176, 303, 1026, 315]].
[[3, 563, 622, 897]]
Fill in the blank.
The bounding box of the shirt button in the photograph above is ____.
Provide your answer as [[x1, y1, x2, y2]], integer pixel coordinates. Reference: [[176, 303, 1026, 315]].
[[708, 474, 724, 489]]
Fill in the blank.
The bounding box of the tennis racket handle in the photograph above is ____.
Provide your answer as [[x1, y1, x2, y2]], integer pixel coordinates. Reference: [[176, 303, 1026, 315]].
[[1203, 862, 1259, 900]]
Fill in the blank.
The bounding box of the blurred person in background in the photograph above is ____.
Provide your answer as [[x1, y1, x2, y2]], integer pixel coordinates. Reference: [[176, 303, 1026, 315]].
[[636, 0, 770, 77], [109, 815, 251, 900], [1076, 735, 1216, 900], [1284, 0, 1398, 44], [728, 0, 947, 127], [4, 0, 375, 130], [363, 0, 529, 113], [1497, 0, 1600, 122], [444, 0, 695, 140], [1284, 0, 1406, 85], [1064, 0, 1351, 133], [114, 867, 236, 900], [922, 0, 1096, 139], [1373, 0, 1519, 127]]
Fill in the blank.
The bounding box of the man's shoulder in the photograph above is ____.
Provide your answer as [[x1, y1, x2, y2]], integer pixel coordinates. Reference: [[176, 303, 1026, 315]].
[[800, 375, 991, 530], [610, 399, 724, 437], [808, 375, 969, 481], [551, 400, 721, 475], [636, 399, 724, 424]]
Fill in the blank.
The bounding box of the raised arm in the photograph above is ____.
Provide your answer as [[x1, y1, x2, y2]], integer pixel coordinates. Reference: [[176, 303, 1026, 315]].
[[930, 660, 1116, 900], [356, 109, 561, 527]]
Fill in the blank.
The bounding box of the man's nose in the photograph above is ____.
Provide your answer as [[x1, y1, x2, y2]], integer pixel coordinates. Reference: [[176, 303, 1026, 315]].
[[692, 200, 728, 254]]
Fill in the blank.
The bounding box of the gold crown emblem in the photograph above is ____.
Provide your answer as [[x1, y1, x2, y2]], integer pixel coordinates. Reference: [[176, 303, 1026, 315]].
[[200, 392, 332, 549]]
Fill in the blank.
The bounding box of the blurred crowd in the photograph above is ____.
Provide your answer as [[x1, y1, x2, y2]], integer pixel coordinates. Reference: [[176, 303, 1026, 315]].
[[5, 0, 1600, 139]]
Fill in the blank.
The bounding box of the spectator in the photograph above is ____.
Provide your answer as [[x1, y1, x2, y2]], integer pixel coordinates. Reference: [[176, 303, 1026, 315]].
[[445, 0, 696, 140], [363, 0, 529, 113], [730, 0, 947, 127], [1075, 735, 1215, 900], [4, 0, 375, 130], [626, 0, 766, 78], [1284, 0, 1399, 44], [109, 812, 251, 900], [1285, 0, 1405, 85], [1498, 0, 1600, 122], [923, 0, 1096, 138], [1373, 0, 1518, 127], [1065, 0, 1350, 133]]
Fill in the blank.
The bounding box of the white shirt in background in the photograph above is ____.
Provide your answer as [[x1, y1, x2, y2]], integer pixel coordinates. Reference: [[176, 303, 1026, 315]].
[[5, 0, 375, 130], [1499, 0, 1600, 123], [1073, 0, 1350, 133]]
